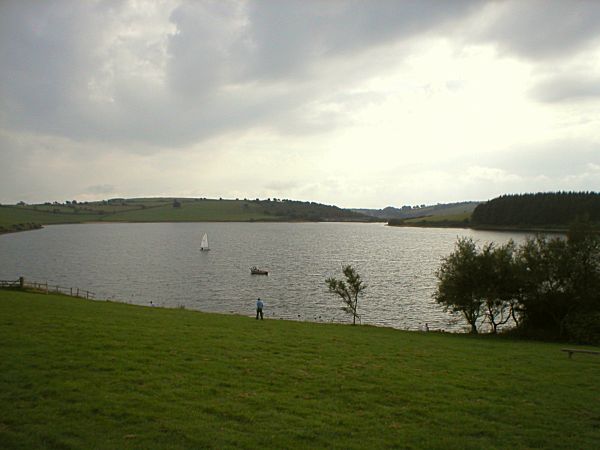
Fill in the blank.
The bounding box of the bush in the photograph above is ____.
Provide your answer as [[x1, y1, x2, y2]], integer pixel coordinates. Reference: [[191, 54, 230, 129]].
[[564, 311, 600, 345], [436, 222, 600, 341]]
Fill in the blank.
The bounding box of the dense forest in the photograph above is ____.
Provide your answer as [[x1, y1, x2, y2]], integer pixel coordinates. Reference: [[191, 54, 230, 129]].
[[471, 192, 600, 228]]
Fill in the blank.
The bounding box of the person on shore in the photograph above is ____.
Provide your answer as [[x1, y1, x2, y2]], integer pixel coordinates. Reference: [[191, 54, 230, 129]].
[[256, 298, 264, 320]]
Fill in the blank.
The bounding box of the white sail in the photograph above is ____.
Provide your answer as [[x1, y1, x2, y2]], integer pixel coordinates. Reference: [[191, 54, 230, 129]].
[[200, 233, 210, 251]]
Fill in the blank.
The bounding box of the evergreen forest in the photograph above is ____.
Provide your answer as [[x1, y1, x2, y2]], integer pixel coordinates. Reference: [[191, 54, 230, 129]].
[[471, 192, 600, 229]]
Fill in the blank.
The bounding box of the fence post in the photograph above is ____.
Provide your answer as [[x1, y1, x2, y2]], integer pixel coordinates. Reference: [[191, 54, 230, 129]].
[[70, 287, 73, 296], [45, 282, 48, 294], [19, 276, 24, 288], [76, 288, 79, 297]]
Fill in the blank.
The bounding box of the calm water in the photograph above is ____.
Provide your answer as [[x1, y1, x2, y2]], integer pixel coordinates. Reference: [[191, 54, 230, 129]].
[[0, 222, 530, 331]]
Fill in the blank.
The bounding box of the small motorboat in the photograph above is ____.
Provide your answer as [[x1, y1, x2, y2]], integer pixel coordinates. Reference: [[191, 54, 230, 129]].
[[250, 266, 268, 275]]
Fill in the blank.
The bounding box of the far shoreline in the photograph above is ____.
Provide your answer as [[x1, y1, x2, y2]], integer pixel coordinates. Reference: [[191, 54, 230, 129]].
[[2, 220, 571, 237], [387, 222, 569, 234], [0, 218, 383, 236]]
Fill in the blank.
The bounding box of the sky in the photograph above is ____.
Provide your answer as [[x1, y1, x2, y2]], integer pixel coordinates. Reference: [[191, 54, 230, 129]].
[[1, 0, 600, 208]]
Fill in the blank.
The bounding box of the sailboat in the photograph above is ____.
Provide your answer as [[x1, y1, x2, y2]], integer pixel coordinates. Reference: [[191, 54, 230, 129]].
[[200, 233, 210, 251]]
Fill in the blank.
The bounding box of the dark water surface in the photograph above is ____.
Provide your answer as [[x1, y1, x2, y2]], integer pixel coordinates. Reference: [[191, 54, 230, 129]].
[[0, 222, 529, 331]]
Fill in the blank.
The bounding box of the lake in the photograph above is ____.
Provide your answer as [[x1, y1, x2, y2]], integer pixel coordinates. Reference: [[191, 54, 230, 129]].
[[0, 222, 531, 331]]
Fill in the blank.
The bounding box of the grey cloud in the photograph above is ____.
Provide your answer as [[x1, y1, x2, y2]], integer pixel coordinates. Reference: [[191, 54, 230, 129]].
[[477, 1, 600, 106], [414, 139, 600, 182], [0, 2, 109, 132], [480, 0, 600, 59], [2, 0, 600, 153], [86, 184, 117, 195], [488, 140, 600, 178], [530, 76, 600, 103], [167, 1, 243, 98], [0, 0, 482, 149], [240, 0, 479, 80], [265, 180, 301, 192]]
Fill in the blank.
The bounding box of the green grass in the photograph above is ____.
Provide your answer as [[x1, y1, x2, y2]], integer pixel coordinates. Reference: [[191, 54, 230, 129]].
[[404, 212, 471, 224], [0, 206, 98, 227], [1, 290, 598, 449], [101, 199, 275, 222], [389, 213, 471, 228], [0, 198, 369, 232]]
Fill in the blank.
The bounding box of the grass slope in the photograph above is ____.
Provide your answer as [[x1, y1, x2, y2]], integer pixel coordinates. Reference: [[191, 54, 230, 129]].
[[356, 202, 480, 221], [0, 206, 98, 227], [0, 198, 369, 233], [1, 290, 599, 449], [100, 199, 274, 222], [403, 212, 471, 225]]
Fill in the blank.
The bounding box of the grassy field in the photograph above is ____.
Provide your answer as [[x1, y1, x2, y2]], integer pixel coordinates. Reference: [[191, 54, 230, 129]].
[[403, 213, 471, 224], [0, 206, 99, 227], [1, 290, 598, 449], [0, 198, 370, 233], [388, 213, 472, 228], [100, 199, 274, 222]]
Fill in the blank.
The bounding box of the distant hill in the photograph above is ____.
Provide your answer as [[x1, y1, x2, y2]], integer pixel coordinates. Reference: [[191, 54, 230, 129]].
[[0, 197, 374, 233], [471, 192, 600, 229], [354, 201, 481, 220]]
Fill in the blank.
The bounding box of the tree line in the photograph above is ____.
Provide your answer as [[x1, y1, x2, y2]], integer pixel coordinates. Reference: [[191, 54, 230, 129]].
[[471, 191, 600, 228], [435, 220, 600, 343]]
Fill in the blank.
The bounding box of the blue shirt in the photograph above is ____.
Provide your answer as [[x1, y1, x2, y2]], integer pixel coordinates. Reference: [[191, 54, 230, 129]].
[[257, 300, 264, 310]]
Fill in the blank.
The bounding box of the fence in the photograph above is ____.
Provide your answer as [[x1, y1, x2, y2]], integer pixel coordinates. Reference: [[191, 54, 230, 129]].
[[0, 277, 95, 299]]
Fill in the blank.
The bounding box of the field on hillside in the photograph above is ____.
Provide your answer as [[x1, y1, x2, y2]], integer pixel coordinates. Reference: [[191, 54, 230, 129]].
[[101, 199, 274, 222], [0, 199, 273, 227], [404, 212, 471, 224], [0, 198, 369, 232], [0, 206, 99, 227], [1, 290, 598, 449], [388, 212, 471, 228]]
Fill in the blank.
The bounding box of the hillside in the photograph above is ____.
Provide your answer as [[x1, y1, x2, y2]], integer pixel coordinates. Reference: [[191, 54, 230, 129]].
[[386, 192, 600, 231], [0, 197, 373, 233], [355, 201, 480, 220], [1, 289, 598, 449]]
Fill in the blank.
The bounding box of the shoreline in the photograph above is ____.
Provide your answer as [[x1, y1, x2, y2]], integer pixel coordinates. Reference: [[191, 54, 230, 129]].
[[387, 222, 570, 234], [0, 218, 380, 236]]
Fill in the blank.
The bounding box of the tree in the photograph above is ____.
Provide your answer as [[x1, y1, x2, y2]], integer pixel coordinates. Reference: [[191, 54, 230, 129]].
[[517, 222, 600, 340], [480, 241, 519, 333], [436, 221, 600, 342], [517, 235, 573, 337], [434, 238, 484, 333], [326, 265, 367, 325]]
